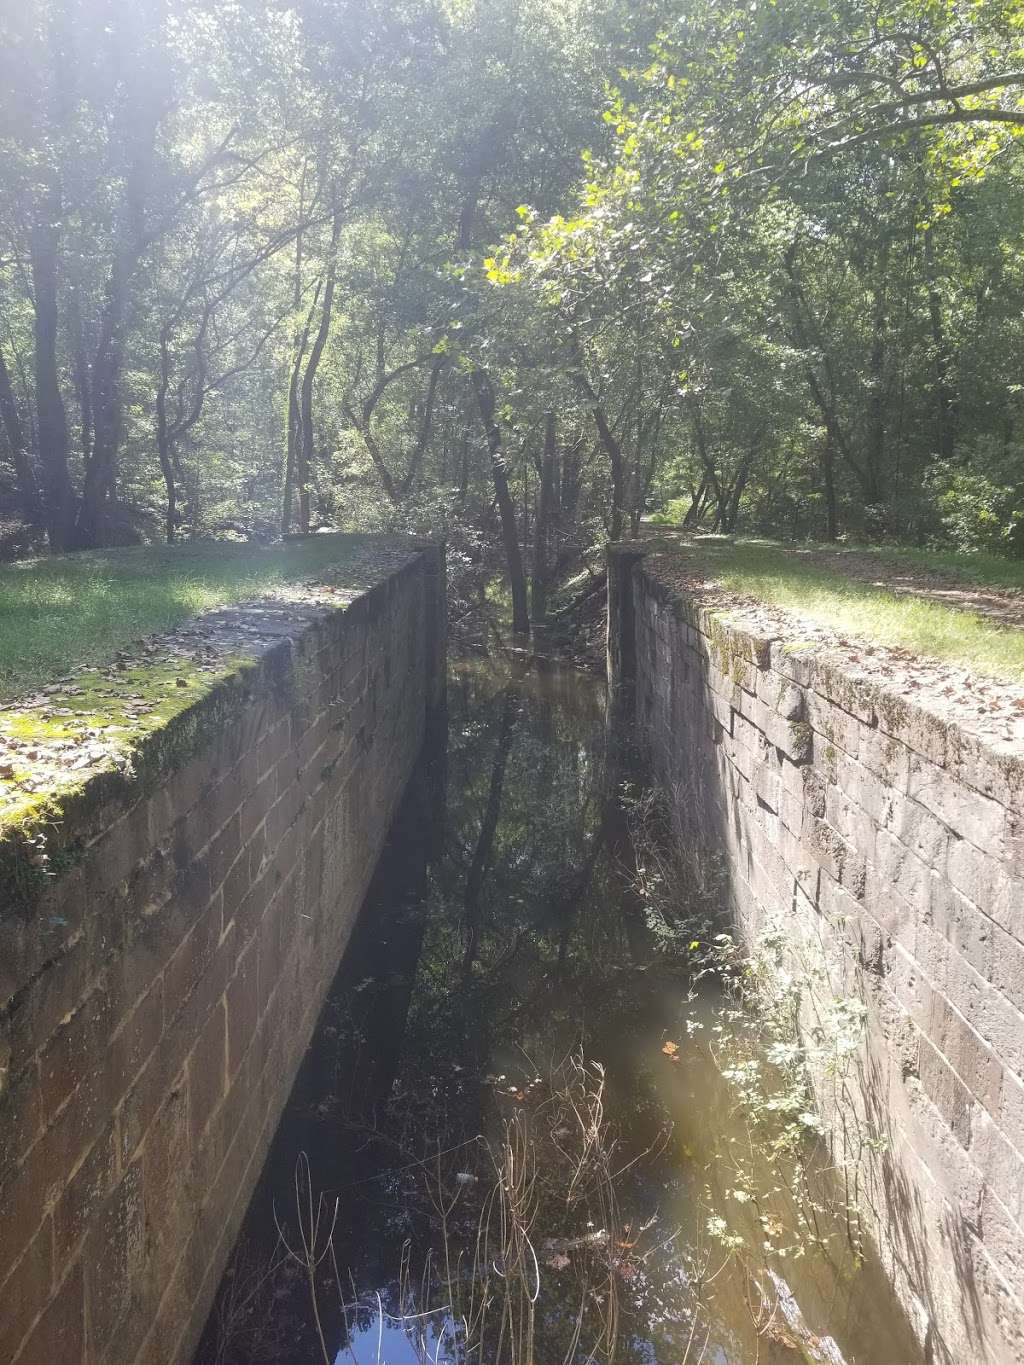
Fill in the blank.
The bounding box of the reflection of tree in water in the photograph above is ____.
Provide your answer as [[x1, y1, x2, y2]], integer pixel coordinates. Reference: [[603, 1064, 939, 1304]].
[[198, 659, 924, 1365], [195, 659, 717, 1365], [321, 661, 709, 1364], [438, 663, 639, 1042]]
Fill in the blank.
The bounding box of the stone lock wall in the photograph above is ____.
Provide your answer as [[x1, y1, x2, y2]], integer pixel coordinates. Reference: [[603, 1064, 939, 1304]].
[[610, 546, 1024, 1365], [0, 541, 444, 1365]]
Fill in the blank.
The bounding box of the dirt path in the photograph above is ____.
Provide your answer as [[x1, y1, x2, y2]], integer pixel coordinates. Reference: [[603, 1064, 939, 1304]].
[[639, 528, 1024, 629], [801, 547, 1024, 630]]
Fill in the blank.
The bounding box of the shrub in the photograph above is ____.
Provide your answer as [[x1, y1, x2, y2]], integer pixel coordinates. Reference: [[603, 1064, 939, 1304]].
[[923, 452, 1024, 557]]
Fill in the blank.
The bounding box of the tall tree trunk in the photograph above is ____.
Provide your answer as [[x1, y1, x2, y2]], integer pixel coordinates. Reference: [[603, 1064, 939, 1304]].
[[155, 329, 177, 543], [0, 343, 39, 517], [297, 205, 342, 534], [687, 397, 728, 527], [682, 474, 709, 528], [282, 280, 322, 534], [632, 405, 664, 533], [531, 411, 555, 626], [397, 356, 445, 499], [865, 251, 889, 505], [30, 178, 75, 552], [67, 281, 93, 467], [821, 433, 838, 541], [723, 439, 758, 532], [924, 229, 958, 462], [560, 437, 583, 526], [471, 370, 529, 635], [571, 355, 625, 539], [75, 93, 158, 548], [462, 685, 517, 978], [77, 262, 130, 546], [782, 243, 866, 521], [458, 433, 470, 503]]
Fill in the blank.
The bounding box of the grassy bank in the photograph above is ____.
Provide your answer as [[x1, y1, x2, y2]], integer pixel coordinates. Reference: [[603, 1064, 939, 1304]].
[[0, 536, 370, 700], [683, 539, 1024, 684], [836, 543, 1024, 592]]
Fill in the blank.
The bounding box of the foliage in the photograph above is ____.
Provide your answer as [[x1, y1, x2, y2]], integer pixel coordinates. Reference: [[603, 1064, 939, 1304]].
[[1, 0, 1023, 615], [923, 453, 1024, 555]]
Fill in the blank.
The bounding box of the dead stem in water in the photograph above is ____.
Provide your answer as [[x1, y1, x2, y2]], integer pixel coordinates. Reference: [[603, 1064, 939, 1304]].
[[279, 1051, 712, 1364]]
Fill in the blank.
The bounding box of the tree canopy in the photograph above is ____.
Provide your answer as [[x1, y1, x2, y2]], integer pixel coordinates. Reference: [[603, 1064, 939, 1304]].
[[2, 0, 1023, 613]]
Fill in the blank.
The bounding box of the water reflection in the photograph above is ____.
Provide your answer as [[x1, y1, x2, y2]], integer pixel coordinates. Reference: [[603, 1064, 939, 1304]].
[[194, 657, 921, 1365]]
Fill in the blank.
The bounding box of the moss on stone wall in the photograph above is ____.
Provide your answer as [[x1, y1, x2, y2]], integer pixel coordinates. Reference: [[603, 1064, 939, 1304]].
[[0, 538, 432, 918]]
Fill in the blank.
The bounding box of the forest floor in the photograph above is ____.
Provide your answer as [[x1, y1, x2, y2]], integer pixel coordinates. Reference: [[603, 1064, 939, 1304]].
[[639, 532, 1024, 752]]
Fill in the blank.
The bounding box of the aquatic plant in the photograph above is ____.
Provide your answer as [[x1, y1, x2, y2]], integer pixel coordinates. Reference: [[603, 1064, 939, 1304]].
[[625, 784, 877, 1277]]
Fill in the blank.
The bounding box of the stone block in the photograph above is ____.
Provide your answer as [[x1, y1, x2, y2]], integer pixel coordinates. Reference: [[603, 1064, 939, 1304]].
[[858, 726, 911, 791], [947, 837, 1007, 920], [834, 750, 893, 827], [188, 1000, 227, 1147], [11, 1260, 84, 1365], [909, 754, 1005, 855], [1000, 1070, 1024, 1160], [927, 995, 1003, 1117], [884, 793, 949, 870], [970, 1107, 1021, 1224], [930, 879, 995, 985], [825, 782, 876, 855], [0, 1217, 54, 1357], [4, 929, 91, 1089], [768, 640, 818, 687], [978, 1187, 1024, 1314], [52, 1122, 118, 1268], [225, 944, 258, 1081], [806, 688, 861, 759], [919, 1036, 974, 1148], [756, 668, 805, 720], [990, 923, 1024, 1018], [761, 707, 813, 764], [809, 659, 880, 726], [873, 828, 931, 915]]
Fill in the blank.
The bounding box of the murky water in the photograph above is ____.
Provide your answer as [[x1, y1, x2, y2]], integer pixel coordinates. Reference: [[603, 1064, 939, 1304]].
[[194, 658, 922, 1365]]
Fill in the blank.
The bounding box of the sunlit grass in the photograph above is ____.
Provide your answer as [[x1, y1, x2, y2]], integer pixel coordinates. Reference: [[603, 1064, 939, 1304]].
[[867, 544, 1024, 591], [690, 540, 1024, 684], [0, 536, 368, 699]]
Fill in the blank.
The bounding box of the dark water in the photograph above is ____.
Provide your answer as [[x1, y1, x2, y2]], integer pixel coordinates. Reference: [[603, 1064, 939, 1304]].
[[194, 658, 922, 1365]]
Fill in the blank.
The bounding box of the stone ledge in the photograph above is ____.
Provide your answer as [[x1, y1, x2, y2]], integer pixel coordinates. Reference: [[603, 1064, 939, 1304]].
[[0, 534, 444, 1365], [0, 537, 434, 920], [620, 549, 1024, 1363], [636, 548, 1024, 816]]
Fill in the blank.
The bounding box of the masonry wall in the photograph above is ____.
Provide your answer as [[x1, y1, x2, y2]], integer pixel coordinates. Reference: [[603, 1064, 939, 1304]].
[[0, 543, 444, 1365], [612, 546, 1024, 1365]]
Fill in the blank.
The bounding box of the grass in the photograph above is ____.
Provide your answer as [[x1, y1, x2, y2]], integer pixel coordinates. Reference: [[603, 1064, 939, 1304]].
[[0, 535, 374, 700], [680, 538, 1024, 683], [822, 541, 1024, 591]]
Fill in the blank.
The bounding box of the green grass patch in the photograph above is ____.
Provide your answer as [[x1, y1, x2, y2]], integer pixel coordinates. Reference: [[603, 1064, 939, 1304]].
[[856, 543, 1024, 591], [687, 539, 1024, 683], [0, 535, 370, 700]]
